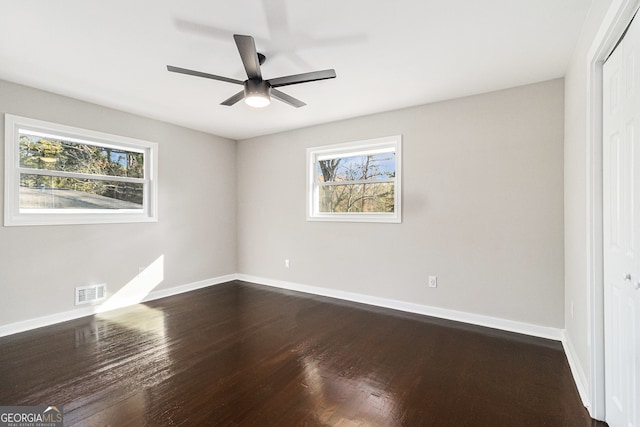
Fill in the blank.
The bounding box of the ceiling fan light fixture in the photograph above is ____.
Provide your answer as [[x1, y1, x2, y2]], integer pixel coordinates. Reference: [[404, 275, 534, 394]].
[[245, 94, 270, 108], [244, 80, 271, 108], [167, 34, 336, 108]]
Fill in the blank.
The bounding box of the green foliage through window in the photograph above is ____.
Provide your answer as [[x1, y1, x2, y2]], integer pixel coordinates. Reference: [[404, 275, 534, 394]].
[[18, 132, 145, 208], [5, 114, 158, 226]]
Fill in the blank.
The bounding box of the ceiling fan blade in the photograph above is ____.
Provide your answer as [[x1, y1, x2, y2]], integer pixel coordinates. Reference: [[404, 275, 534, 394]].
[[167, 65, 243, 85], [233, 34, 262, 80], [268, 69, 336, 88], [220, 90, 245, 106], [271, 89, 306, 108]]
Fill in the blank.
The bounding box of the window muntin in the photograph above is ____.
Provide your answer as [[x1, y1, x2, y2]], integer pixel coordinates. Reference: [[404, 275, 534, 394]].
[[307, 136, 401, 223], [5, 114, 158, 226]]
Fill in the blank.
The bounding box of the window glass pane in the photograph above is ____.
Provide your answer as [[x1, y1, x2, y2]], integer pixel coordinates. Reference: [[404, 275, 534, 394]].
[[317, 152, 395, 182], [20, 174, 143, 210], [319, 183, 395, 213], [19, 132, 144, 178]]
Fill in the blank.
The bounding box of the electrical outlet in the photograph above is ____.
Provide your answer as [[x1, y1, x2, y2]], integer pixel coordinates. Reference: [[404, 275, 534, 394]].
[[285, 259, 290, 269], [428, 275, 437, 288]]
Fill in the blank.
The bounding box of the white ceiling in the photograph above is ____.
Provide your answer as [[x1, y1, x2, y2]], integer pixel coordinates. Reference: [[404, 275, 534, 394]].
[[0, 0, 590, 140]]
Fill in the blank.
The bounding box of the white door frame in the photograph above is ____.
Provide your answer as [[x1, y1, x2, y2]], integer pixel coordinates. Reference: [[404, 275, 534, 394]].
[[587, 0, 640, 420]]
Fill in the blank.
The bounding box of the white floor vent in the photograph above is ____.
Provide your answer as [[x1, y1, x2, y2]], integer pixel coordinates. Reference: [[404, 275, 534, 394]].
[[75, 284, 107, 305]]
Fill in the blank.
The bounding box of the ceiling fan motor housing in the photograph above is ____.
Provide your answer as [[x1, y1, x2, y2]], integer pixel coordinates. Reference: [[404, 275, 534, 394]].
[[244, 79, 271, 98]]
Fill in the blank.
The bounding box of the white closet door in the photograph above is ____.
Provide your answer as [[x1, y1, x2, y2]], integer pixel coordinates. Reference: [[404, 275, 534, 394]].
[[603, 15, 640, 427]]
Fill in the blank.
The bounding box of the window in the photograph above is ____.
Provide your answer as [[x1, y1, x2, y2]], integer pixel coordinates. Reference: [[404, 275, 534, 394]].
[[4, 114, 158, 226], [307, 135, 401, 223]]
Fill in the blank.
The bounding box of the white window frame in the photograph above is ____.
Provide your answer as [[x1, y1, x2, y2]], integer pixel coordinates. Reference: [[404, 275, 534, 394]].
[[4, 114, 158, 226], [307, 135, 402, 223]]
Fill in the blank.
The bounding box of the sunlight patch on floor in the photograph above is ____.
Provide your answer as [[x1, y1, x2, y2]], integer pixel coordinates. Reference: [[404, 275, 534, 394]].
[[96, 304, 167, 338]]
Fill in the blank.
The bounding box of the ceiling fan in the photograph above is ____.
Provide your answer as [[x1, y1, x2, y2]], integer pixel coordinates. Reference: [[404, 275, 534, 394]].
[[167, 34, 336, 108]]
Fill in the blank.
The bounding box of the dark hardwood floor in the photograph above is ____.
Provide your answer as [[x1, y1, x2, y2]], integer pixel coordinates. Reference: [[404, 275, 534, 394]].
[[0, 281, 605, 426]]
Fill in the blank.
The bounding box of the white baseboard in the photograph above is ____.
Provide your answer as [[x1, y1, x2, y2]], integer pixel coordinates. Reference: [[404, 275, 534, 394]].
[[240, 275, 596, 408], [0, 273, 565, 342], [237, 275, 596, 409], [236, 274, 564, 341], [143, 274, 236, 302], [561, 333, 592, 414], [0, 274, 236, 338], [1, 272, 589, 413]]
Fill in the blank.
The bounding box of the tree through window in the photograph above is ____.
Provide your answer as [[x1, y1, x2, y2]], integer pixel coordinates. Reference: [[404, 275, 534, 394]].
[[4, 114, 158, 226], [307, 136, 401, 223]]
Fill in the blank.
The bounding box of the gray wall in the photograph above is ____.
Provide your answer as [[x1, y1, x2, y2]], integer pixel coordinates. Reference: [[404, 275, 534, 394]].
[[0, 77, 565, 331], [237, 79, 565, 328], [0, 80, 237, 326]]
